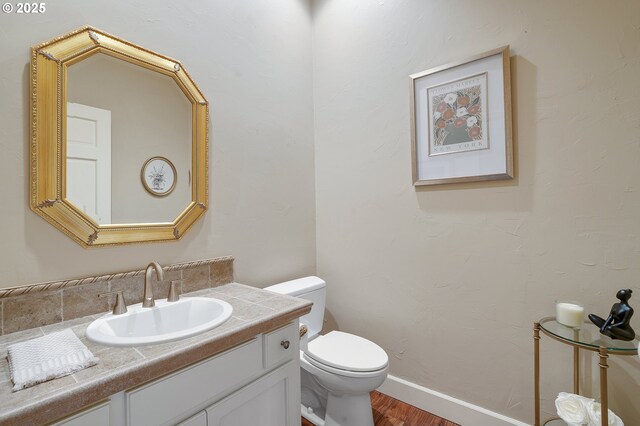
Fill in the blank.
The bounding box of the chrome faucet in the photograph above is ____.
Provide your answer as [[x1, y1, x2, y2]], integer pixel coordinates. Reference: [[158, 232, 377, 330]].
[[143, 262, 164, 308]]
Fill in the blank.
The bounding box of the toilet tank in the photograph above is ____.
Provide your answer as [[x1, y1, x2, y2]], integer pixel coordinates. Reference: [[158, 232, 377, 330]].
[[264, 276, 326, 339]]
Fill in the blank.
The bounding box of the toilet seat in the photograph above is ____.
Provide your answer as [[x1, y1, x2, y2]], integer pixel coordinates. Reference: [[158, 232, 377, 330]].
[[302, 353, 388, 379], [304, 331, 388, 378]]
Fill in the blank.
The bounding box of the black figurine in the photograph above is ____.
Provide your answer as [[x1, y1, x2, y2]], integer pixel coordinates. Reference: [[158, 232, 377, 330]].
[[588, 289, 636, 341]]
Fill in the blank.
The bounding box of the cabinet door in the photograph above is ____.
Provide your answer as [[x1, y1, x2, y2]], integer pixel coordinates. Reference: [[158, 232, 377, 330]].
[[206, 360, 300, 426]]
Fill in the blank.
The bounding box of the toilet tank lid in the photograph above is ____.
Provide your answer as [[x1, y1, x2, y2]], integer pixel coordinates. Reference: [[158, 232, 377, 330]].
[[265, 276, 325, 296]]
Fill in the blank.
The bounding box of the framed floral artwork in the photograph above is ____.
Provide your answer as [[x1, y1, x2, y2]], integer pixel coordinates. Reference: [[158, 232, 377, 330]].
[[141, 156, 177, 197], [410, 46, 513, 186]]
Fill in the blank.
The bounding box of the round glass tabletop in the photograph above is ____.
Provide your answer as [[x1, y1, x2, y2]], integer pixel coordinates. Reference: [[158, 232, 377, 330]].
[[539, 317, 639, 354]]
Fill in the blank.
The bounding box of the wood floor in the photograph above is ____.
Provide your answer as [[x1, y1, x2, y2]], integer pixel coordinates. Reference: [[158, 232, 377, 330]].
[[301, 391, 459, 426]]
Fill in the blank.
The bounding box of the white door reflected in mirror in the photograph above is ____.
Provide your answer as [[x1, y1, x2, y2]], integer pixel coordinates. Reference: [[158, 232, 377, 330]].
[[66, 103, 112, 224]]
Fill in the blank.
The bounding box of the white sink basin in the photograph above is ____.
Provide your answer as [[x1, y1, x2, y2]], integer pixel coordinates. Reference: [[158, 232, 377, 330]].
[[86, 297, 233, 347]]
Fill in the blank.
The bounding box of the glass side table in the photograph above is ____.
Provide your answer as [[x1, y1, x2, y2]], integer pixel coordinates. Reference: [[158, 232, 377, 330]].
[[533, 317, 638, 426]]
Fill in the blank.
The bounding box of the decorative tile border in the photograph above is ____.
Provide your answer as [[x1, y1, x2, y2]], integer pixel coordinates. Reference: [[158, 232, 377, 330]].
[[0, 256, 234, 335], [0, 257, 233, 299]]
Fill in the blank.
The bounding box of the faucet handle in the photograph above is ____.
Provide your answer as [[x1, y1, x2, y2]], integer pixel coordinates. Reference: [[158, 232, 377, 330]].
[[167, 280, 181, 302], [99, 291, 128, 315]]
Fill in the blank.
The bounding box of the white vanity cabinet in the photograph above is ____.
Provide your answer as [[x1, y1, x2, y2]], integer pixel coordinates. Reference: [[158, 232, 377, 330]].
[[107, 321, 301, 426], [52, 321, 300, 426]]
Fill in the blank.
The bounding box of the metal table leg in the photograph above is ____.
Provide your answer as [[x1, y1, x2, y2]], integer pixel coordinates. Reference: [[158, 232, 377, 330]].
[[534, 322, 540, 426], [599, 347, 608, 426], [573, 329, 580, 395]]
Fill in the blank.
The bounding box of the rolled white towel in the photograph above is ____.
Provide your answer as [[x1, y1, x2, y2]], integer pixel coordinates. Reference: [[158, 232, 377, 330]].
[[555, 392, 591, 425], [7, 328, 98, 391], [586, 400, 624, 426]]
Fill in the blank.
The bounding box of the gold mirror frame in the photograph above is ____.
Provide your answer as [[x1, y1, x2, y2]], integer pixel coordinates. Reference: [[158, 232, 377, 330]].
[[30, 26, 208, 247]]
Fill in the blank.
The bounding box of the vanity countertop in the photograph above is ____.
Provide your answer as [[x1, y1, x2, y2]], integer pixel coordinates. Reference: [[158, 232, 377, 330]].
[[0, 283, 311, 426]]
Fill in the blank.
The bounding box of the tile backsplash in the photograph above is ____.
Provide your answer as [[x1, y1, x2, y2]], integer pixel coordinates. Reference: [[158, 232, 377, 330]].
[[0, 256, 233, 335]]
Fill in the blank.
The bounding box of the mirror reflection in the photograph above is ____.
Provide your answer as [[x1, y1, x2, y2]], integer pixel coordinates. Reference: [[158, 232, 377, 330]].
[[66, 53, 192, 224]]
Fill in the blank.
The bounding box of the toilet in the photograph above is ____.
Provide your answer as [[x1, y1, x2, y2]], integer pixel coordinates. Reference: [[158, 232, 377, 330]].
[[265, 276, 389, 426]]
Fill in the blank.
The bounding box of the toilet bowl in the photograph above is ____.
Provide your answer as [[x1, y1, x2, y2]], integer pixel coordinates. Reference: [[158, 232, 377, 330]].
[[265, 277, 389, 426]]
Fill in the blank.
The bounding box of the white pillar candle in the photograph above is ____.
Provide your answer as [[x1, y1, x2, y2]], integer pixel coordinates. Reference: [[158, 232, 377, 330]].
[[556, 302, 585, 328]]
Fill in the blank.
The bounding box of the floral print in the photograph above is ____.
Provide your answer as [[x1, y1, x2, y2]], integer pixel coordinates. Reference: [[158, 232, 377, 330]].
[[430, 83, 483, 149]]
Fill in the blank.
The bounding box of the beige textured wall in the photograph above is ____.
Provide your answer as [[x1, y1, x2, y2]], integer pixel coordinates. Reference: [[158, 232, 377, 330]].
[[0, 1, 316, 288], [68, 54, 192, 223], [312, 0, 640, 423]]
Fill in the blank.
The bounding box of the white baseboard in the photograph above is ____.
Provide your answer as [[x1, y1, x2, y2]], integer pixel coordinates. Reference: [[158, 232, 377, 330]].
[[378, 375, 530, 426]]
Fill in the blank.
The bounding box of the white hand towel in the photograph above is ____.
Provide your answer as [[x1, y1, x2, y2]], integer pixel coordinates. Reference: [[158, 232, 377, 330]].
[[7, 328, 98, 391]]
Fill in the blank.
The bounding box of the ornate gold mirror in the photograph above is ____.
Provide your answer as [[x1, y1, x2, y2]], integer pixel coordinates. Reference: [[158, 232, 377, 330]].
[[30, 27, 208, 247]]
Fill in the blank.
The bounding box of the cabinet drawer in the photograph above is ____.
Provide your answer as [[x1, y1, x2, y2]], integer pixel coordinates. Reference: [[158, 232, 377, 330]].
[[263, 322, 298, 370], [126, 338, 262, 426]]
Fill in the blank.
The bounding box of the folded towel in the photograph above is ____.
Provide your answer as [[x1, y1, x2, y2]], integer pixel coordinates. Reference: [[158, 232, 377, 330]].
[[7, 329, 98, 391]]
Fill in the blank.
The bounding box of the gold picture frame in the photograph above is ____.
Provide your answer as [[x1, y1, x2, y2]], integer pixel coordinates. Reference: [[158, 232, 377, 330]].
[[30, 26, 209, 247], [410, 46, 513, 186]]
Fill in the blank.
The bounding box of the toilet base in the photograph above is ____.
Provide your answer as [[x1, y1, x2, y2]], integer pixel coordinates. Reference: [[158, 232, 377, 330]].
[[300, 352, 385, 426], [301, 393, 374, 426], [324, 392, 374, 426]]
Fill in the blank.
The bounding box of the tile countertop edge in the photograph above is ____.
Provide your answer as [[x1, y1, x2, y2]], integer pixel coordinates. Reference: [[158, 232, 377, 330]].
[[0, 286, 312, 426]]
